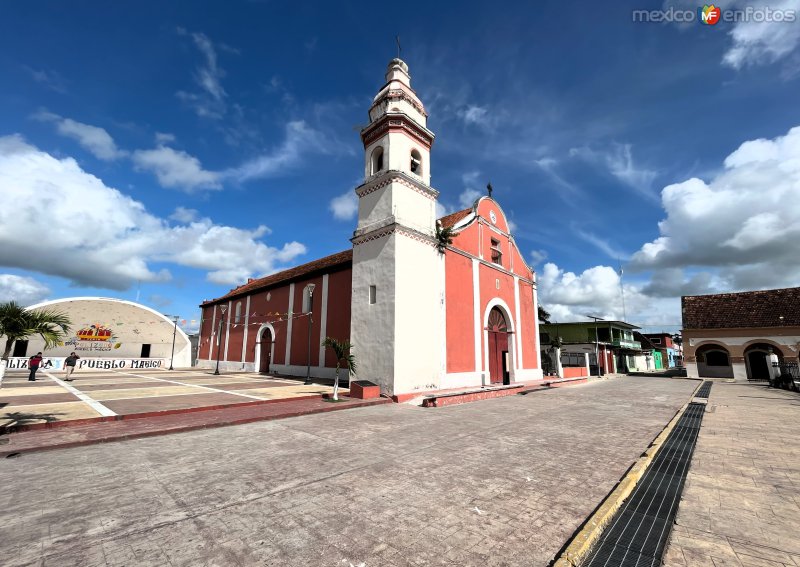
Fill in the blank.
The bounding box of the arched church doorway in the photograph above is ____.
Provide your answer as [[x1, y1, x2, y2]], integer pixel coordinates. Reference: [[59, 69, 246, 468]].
[[258, 327, 273, 374], [487, 307, 510, 385], [745, 343, 781, 382]]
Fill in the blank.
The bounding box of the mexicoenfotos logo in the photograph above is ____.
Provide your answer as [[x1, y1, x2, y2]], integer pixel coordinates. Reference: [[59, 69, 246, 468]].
[[699, 4, 721, 25], [632, 4, 797, 23]]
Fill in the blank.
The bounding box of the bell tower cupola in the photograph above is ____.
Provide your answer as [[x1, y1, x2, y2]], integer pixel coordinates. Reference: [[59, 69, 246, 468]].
[[361, 58, 434, 187]]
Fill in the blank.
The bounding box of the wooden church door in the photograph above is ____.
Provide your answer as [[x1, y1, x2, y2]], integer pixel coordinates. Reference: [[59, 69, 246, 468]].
[[487, 308, 509, 384]]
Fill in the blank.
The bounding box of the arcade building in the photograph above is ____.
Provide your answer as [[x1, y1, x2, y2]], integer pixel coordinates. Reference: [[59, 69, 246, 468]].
[[197, 58, 542, 397]]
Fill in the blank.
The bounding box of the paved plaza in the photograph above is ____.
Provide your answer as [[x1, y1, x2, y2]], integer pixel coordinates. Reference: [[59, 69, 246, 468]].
[[663, 382, 800, 567], [0, 368, 345, 429], [0, 377, 697, 566]]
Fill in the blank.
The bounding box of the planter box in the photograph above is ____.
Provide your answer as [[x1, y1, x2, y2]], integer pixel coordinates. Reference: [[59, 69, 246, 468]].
[[349, 380, 381, 399]]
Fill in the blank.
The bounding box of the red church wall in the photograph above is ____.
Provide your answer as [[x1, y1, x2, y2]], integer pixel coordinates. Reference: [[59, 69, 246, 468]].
[[445, 251, 476, 373], [200, 308, 217, 360], [288, 276, 324, 367], [226, 303, 245, 362], [476, 199, 510, 234], [324, 268, 352, 367], [256, 286, 291, 366]]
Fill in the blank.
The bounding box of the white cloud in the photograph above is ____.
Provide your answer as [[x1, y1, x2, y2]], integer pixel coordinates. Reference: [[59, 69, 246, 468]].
[[23, 66, 67, 94], [458, 105, 491, 127], [132, 145, 220, 192], [0, 135, 307, 289], [570, 144, 658, 202], [329, 190, 358, 221], [722, 0, 800, 69], [224, 121, 329, 182], [575, 229, 630, 260], [169, 207, 200, 223], [630, 124, 800, 293], [538, 262, 680, 328], [155, 132, 176, 144], [35, 111, 126, 160], [435, 202, 452, 219], [529, 249, 548, 265], [0, 274, 50, 305], [458, 188, 482, 209], [176, 30, 229, 118]]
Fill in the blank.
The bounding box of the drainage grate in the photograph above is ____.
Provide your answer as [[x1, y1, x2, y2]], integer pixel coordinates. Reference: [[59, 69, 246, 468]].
[[694, 381, 712, 399], [581, 396, 709, 567]]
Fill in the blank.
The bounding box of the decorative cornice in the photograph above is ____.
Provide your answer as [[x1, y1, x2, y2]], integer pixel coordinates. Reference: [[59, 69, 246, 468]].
[[356, 171, 439, 201], [351, 222, 436, 248], [361, 113, 434, 149], [370, 88, 428, 117]]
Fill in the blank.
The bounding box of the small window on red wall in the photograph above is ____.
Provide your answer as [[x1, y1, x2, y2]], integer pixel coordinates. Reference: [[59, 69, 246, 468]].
[[490, 239, 502, 266]]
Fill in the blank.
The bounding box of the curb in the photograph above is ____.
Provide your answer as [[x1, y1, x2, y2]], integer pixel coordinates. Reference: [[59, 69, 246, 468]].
[[0, 393, 329, 435], [551, 380, 704, 567], [0, 398, 391, 457]]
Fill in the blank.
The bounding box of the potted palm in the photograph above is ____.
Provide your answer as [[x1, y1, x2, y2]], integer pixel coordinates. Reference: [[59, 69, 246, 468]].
[[321, 337, 356, 401]]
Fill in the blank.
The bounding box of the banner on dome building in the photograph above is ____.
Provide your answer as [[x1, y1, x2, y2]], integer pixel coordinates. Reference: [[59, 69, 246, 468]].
[[6, 357, 167, 371]]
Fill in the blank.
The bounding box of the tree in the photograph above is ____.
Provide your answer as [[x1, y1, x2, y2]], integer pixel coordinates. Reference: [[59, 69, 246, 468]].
[[435, 222, 454, 254], [538, 305, 551, 323], [0, 302, 72, 362], [321, 337, 356, 401]]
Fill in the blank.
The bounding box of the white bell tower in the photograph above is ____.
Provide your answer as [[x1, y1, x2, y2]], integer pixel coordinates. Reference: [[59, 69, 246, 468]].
[[349, 58, 444, 397]]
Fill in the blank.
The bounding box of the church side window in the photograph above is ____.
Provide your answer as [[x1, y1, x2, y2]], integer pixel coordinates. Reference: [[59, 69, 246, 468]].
[[234, 302, 242, 324], [490, 239, 503, 266], [410, 149, 422, 175], [369, 285, 377, 304]]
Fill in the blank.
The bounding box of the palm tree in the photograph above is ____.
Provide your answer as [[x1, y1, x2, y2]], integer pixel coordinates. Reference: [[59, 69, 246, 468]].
[[0, 301, 71, 362], [435, 222, 454, 254], [538, 305, 551, 323], [321, 337, 356, 401]]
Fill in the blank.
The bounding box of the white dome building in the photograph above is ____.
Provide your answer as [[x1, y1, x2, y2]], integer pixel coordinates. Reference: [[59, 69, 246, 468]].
[[8, 297, 192, 370]]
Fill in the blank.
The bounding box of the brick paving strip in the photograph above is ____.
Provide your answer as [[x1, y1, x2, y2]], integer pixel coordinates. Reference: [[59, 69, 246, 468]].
[[661, 382, 800, 567], [0, 396, 390, 457]]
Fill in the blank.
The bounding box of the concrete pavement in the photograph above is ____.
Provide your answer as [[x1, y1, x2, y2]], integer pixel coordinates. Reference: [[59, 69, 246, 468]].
[[0, 377, 697, 566]]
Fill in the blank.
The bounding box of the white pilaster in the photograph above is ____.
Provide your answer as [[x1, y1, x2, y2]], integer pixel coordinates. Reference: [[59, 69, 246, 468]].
[[473, 259, 482, 374], [514, 276, 523, 369], [318, 274, 329, 367]]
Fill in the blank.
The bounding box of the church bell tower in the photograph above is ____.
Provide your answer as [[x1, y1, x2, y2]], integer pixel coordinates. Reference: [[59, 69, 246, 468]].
[[349, 58, 444, 396]]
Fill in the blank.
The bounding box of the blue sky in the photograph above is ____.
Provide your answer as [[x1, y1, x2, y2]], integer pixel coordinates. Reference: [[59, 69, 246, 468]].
[[1, 0, 799, 333]]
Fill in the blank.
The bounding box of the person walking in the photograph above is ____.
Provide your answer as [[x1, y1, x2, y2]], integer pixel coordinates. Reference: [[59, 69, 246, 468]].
[[28, 352, 43, 381], [64, 352, 80, 381]]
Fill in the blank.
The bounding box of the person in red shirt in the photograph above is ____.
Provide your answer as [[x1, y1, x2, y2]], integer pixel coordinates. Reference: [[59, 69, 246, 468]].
[[28, 352, 43, 381]]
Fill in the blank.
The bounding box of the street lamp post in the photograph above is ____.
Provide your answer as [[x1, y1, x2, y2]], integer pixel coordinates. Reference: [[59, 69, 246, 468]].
[[304, 283, 316, 385], [169, 315, 179, 370], [585, 314, 604, 375], [213, 304, 227, 376]]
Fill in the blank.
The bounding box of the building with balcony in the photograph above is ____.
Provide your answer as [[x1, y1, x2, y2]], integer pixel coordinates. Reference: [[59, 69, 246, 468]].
[[539, 320, 643, 375]]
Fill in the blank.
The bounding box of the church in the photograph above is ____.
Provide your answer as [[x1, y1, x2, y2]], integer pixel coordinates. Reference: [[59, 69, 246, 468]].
[[196, 58, 543, 398]]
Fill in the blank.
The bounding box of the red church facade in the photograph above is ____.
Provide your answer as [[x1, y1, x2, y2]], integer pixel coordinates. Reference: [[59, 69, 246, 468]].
[[197, 58, 542, 396]]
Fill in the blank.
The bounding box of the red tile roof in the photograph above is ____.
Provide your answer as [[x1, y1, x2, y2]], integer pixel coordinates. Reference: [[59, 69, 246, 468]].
[[682, 287, 800, 329], [201, 250, 352, 306], [201, 209, 476, 307], [438, 208, 472, 228]]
